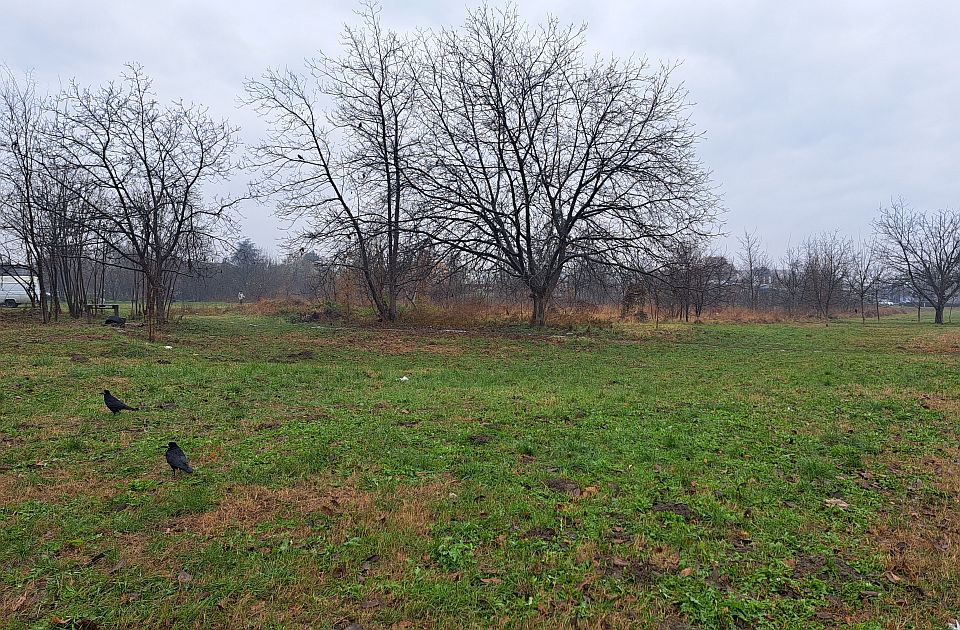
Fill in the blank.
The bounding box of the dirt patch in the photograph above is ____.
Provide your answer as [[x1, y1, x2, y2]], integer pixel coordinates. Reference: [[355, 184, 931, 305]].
[[544, 477, 581, 497], [789, 553, 860, 581], [270, 349, 316, 363], [522, 525, 556, 541], [602, 556, 661, 583], [651, 502, 694, 521]]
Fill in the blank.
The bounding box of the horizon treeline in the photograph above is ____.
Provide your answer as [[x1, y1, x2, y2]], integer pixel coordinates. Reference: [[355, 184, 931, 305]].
[[1, 3, 958, 329]]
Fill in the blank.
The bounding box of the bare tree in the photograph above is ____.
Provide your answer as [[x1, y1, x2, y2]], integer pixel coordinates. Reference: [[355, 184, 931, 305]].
[[0, 68, 53, 320], [875, 200, 960, 325], [245, 3, 431, 322], [773, 242, 805, 315], [409, 6, 716, 327], [802, 232, 850, 323], [49, 65, 238, 339], [847, 238, 882, 324], [737, 229, 767, 310], [659, 239, 727, 321]]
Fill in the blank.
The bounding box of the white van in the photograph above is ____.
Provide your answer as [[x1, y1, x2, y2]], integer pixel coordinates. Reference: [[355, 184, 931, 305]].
[[0, 272, 36, 307]]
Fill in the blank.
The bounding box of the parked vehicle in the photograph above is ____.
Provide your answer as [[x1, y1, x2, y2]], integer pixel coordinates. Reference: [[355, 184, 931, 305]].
[[0, 266, 37, 307]]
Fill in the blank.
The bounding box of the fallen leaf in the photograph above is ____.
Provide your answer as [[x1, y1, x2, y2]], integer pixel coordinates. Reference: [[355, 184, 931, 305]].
[[176, 570, 193, 584], [824, 498, 849, 509], [679, 567, 694, 577], [884, 571, 902, 583], [85, 552, 106, 567]]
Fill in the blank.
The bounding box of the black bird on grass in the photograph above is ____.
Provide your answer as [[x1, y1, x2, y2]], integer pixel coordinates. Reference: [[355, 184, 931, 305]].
[[165, 442, 193, 474], [103, 390, 137, 414]]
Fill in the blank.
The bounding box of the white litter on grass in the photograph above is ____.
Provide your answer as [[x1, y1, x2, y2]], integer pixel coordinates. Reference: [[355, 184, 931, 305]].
[[439, 329, 468, 333], [164, 345, 173, 350], [947, 621, 960, 630], [399, 376, 410, 382]]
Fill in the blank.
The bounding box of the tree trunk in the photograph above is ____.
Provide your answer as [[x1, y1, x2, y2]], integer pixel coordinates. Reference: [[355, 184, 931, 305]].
[[36, 264, 50, 324], [530, 292, 549, 328], [386, 276, 398, 322], [935, 304, 945, 325]]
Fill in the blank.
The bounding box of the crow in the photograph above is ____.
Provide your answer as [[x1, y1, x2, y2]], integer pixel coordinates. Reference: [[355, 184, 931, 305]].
[[165, 442, 193, 474], [103, 390, 137, 414]]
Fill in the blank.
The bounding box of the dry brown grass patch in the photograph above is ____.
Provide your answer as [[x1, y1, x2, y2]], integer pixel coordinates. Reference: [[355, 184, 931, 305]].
[[0, 468, 120, 507], [183, 478, 373, 537], [182, 476, 453, 540], [911, 329, 960, 354], [364, 480, 451, 536], [280, 330, 467, 357], [866, 446, 960, 625]]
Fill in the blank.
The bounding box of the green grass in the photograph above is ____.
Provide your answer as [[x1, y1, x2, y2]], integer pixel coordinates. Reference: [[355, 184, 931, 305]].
[[1, 310, 958, 628]]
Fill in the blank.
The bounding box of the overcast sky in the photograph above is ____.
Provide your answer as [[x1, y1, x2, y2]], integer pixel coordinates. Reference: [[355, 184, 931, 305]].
[[2, 0, 958, 258]]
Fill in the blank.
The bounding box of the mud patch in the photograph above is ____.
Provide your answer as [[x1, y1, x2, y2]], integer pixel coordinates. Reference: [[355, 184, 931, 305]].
[[522, 525, 556, 541]]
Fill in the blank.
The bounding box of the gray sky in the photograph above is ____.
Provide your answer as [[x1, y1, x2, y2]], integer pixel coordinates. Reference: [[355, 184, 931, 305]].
[[2, 0, 958, 259]]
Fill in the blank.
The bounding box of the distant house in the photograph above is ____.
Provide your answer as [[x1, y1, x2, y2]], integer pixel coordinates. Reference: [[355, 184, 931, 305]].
[[0, 264, 37, 307]]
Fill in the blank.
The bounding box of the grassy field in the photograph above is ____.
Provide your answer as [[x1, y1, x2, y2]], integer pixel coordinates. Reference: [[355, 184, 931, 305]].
[[1, 310, 958, 628]]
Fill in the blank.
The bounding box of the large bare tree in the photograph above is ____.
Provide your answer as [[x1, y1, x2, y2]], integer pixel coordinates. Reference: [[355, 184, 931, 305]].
[[245, 2, 430, 322], [409, 6, 717, 327], [49, 65, 238, 339], [875, 200, 960, 325]]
